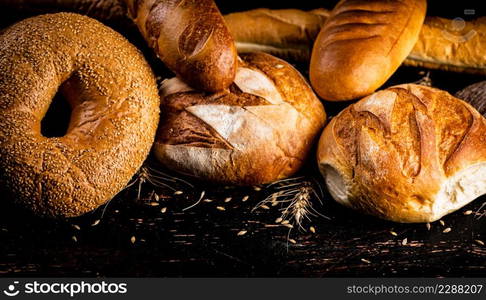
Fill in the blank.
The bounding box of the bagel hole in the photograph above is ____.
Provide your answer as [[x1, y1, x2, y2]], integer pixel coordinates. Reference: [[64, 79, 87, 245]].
[[41, 90, 72, 138]]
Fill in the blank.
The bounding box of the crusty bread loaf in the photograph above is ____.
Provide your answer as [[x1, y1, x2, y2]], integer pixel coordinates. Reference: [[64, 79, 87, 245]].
[[154, 52, 326, 185], [310, 0, 427, 101], [456, 81, 486, 117], [317, 84, 486, 223], [0, 13, 160, 218], [224, 8, 329, 63], [125, 0, 237, 92], [225, 8, 486, 76]]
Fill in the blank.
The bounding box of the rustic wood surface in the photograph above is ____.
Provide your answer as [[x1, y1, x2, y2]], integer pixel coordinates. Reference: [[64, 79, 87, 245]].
[[0, 1, 485, 277]]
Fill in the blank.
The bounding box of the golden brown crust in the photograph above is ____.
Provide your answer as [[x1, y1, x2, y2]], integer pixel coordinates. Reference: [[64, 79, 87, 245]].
[[0, 13, 160, 218], [125, 0, 237, 92], [317, 84, 486, 223], [310, 0, 427, 101], [154, 52, 326, 185]]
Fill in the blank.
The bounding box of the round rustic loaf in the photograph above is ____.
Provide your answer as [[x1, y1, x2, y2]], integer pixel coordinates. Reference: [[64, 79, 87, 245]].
[[317, 84, 486, 223], [154, 52, 326, 185], [0, 13, 160, 217]]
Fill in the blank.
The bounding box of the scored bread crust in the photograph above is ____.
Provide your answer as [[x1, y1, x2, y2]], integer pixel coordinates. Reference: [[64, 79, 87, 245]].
[[154, 52, 326, 185], [317, 84, 486, 223], [0, 13, 160, 218], [125, 0, 237, 92], [310, 0, 427, 101]]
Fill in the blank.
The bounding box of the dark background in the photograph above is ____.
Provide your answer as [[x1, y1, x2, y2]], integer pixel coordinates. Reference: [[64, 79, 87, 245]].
[[0, 0, 485, 277]]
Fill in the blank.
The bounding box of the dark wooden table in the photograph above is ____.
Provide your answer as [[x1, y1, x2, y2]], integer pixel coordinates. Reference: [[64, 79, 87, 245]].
[[0, 1, 485, 278]]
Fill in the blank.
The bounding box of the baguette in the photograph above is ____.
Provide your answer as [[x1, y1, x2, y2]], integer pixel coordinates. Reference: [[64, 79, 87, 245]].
[[456, 81, 486, 117], [317, 84, 486, 222], [154, 52, 326, 185], [224, 8, 329, 63], [225, 8, 486, 76], [125, 0, 237, 92]]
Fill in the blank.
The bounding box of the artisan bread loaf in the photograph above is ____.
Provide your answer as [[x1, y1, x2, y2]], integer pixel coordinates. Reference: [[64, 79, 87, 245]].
[[125, 0, 237, 92], [310, 0, 427, 101], [154, 52, 326, 185], [224, 8, 329, 63], [317, 84, 486, 223], [226, 8, 486, 76]]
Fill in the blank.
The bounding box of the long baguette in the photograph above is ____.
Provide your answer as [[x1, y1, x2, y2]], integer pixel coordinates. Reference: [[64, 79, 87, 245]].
[[0, 0, 129, 28], [310, 0, 427, 101], [225, 8, 486, 75]]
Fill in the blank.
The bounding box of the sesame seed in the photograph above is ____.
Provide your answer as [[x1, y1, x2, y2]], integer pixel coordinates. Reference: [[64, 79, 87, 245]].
[[174, 191, 183, 195], [253, 186, 262, 191], [149, 202, 159, 206], [260, 205, 270, 210], [289, 239, 297, 244], [160, 207, 167, 213], [237, 230, 247, 236], [439, 220, 445, 226], [203, 199, 213, 203], [72, 236, 78, 242], [361, 258, 371, 264], [224, 197, 232, 203], [309, 226, 316, 233], [284, 224, 294, 229], [242, 196, 249, 202], [464, 210, 473, 215], [130, 236, 136, 244], [390, 231, 398, 236], [72, 225, 81, 231], [402, 238, 408, 245], [426, 223, 431, 230], [216, 206, 225, 211], [281, 220, 290, 225], [275, 217, 283, 223], [91, 220, 100, 227], [443, 227, 452, 233]]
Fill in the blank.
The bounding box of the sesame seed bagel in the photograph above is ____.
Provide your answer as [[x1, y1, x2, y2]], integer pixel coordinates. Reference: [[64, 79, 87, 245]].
[[0, 13, 160, 218]]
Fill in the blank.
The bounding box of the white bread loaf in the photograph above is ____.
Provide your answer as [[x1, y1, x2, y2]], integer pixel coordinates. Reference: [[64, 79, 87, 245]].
[[317, 84, 486, 223], [154, 52, 326, 185]]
